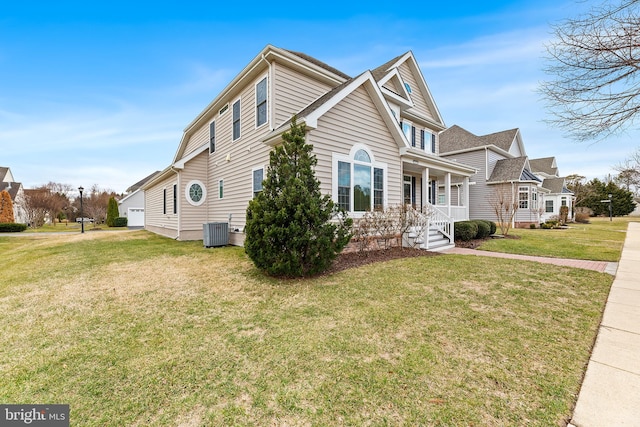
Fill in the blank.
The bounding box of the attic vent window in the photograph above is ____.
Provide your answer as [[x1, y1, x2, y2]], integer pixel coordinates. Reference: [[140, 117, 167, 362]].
[[404, 82, 412, 94], [219, 104, 229, 115]]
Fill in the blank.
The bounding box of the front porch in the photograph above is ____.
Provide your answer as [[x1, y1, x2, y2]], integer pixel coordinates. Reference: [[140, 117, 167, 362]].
[[400, 148, 476, 248]]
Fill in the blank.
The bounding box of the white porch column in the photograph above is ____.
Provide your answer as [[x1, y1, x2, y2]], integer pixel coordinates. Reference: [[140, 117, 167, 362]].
[[422, 168, 429, 209], [444, 172, 451, 216], [463, 176, 470, 220]]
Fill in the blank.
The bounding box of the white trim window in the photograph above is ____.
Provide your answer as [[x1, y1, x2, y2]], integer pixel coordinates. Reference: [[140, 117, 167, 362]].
[[545, 199, 554, 213], [252, 167, 264, 198], [232, 98, 241, 141], [518, 186, 529, 209], [218, 179, 224, 199], [332, 145, 387, 213], [255, 76, 268, 128], [185, 180, 206, 206]]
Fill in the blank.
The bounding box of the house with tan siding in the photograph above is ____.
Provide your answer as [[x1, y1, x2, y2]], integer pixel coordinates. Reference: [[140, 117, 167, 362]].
[[142, 45, 476, 249], [439, 125, 545, 227]]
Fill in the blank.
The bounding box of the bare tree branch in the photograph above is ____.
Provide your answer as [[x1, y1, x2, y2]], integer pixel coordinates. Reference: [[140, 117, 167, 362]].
[[540, 0, 640, 141]]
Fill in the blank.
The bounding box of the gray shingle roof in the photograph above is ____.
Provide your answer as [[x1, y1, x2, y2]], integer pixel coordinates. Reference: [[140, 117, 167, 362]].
[[488, 157, 528, 182], [439, 125, 518, 154], [371, 54, 406, 81], [529, 157, 558, 176], [0, 181, 21, 199], [0, 167, 9, 182], [126, 171, 161, 193], [284, 50, 351, 80], [542, 177, 573, 194]]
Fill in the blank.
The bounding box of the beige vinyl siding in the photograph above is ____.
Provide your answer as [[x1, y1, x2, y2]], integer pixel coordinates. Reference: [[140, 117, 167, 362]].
[[204, 74, 273, 228], [383, 79, 402, 95], [179, 151, 208, 232], [183, 125, 208, 157], [273, 62, 334, 127], [309, 86, 402, 206], [398, 62, 435, 122], [145, 173, 178, 235]]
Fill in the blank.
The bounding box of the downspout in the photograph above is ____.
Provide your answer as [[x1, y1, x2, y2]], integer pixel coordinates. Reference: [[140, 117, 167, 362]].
[[170, 166, 180, 239]]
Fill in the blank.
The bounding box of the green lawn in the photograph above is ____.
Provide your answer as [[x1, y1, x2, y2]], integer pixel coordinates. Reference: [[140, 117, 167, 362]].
[[477, 217, 640, 261], [0, 231, 613, 426]]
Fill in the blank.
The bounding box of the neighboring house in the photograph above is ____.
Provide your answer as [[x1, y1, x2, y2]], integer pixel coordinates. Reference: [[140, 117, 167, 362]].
[[439, 125, 544, 227], [118, 171, 160, 228], [142, 45, 477, 249], [529, 157, 574, 222], [0, 166, 27, 223]]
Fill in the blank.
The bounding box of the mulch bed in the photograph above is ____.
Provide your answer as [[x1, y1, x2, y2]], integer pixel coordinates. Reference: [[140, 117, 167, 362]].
[[325, 246, 441, 275], [322, 234, 522, 276]]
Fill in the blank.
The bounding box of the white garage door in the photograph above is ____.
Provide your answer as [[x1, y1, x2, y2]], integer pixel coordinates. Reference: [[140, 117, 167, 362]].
[[127, 208, 145, 227]]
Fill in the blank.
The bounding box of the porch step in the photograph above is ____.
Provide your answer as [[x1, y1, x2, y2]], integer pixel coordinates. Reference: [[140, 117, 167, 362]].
[[406, 227, 453, 251]]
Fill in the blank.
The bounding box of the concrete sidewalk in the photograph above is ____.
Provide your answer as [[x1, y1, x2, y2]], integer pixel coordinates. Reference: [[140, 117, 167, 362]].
[[569, 222, 640, 427]]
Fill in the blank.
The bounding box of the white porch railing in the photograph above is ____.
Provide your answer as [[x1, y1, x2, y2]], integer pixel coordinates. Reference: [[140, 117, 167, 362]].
[[427, 203, 453, 242], [433, 205, 467, 222]]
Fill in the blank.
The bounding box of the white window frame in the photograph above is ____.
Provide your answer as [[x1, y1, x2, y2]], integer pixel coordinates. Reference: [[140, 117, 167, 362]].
[[518, 186, 529, 209], [185, 180, 206, 206], [331, 144, 388, 216], [232, 98, 241, 141], [545, 199, 554, 213], [218, 179, 224, 199], [255, 76, 268, 128]]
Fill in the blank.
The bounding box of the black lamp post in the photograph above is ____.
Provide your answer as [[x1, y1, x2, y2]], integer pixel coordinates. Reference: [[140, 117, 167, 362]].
[[78, 186, 84, 233], [608, 193, 613, 222]]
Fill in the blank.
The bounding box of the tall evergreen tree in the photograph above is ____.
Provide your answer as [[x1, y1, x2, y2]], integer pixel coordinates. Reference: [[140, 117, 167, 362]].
[[245, 117, 352, 277], [106, 196, 119, 227], [0, 190, 15, 223]]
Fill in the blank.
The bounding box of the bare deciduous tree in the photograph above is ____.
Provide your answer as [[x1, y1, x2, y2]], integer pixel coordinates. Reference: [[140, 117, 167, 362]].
[[540, 0, 640, 141], [489, 184, 519, 236], [614, 147, 640, 194]]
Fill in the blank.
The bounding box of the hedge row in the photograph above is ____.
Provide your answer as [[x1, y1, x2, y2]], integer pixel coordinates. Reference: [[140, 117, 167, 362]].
[[0, 223, 28, 232], [454, 220, 497, 241]]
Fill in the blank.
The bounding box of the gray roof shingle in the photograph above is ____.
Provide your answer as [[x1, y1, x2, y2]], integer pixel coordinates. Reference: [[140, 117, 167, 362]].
[[530, 157, 558, 176], [439, 125, 518, 154]]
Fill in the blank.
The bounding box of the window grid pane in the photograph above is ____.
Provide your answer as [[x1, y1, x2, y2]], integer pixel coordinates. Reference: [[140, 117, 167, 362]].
[[253, 169, 263, 197], [374, 168, 383, 210], [338, 161, 350, 211], [233, 100, 241, 140], [256, 78, 267, 127], [354, 164, 371, 212]]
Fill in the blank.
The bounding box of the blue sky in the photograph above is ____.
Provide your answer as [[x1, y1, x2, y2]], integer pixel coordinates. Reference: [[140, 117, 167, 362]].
[[2, 1, 638, 194]]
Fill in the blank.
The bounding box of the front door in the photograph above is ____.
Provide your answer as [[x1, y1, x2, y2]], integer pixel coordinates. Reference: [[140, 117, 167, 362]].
[[403, 175, 412, 206]]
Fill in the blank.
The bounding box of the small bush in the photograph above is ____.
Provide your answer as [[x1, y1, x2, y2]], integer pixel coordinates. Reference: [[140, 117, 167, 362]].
[[113, 217, 128, 227], [472, 220, 491, 239], [575, 213, 590, 224], [454, 221, 478, 241], [0, 223, 27, 232], [530, 223, 537, 229]]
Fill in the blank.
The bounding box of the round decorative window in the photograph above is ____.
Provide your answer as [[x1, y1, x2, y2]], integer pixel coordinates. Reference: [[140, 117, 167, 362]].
[[185, 180, 206, 206]]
